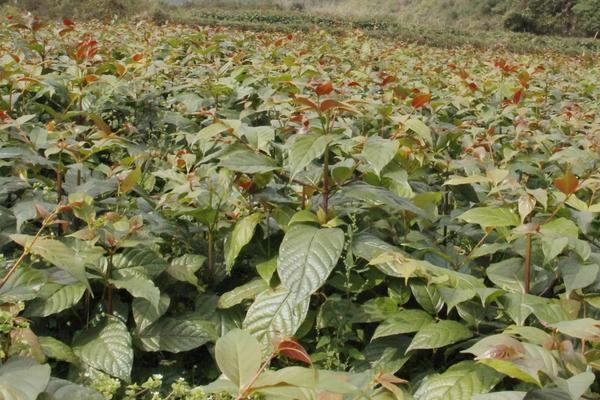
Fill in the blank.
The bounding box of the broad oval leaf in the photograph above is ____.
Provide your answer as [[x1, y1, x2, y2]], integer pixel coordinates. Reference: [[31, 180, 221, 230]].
[[458, 207, 520, 228], [137, 317, 217, 353], [73, 316, 133, 382], [215, 328, 262, 390], [277, 224, 344, 305], [224, 213, 262, 273]]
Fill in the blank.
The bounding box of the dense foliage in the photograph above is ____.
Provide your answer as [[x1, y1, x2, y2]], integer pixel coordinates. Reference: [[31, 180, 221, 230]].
[[0, 14, 600, 400]]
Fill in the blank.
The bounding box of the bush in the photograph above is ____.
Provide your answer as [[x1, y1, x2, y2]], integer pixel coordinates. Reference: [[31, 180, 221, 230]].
[[503, 10, 534, 32]]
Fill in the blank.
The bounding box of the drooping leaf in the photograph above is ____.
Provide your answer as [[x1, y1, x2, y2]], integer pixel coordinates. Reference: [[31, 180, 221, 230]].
[[218, 279, 270, 309], [39, 336, 78, 364], [132, 294, 170, 332], [26, 283, 86, 317], [224, 213, 262, 273], [10, 235, 89, 290]]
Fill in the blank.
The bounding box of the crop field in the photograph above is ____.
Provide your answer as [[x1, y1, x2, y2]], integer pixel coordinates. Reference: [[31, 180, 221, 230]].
[[0, 14, 600, 400]]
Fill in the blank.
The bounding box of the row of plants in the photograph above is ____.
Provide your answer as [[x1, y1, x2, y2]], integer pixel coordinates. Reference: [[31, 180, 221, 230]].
[[0, 13, 599, 399]]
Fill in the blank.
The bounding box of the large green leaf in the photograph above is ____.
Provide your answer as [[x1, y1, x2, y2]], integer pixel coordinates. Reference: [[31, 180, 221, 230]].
[[406, 320, 472, 352], [413, 361, 502, 400], [277, 224, 344, 305], [288, 134, 335, 178], [137, 317, 217, 353], [10, 235, 90, 290], [224, 213, 262, 273], [73, 316, 133, 381], [473, 392, 526, 400], [26, 283, 86, 317], [458, 207, 520, 228], [0, 357, 51, 400], [215, 328, 262, 390], [243, 287, 309, 349], [361, 136, 399, 176]]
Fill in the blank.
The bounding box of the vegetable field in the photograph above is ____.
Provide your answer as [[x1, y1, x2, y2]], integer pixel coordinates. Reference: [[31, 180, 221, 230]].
[[1, 14, 600, 400]]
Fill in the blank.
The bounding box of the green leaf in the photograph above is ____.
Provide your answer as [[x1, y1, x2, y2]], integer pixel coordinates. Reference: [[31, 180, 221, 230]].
[[541, 237, 568, 264], [362, 136, 399, 176], [39, 336, 78, 364], [224, 213, 262, 273], [215, 328, 262, 390], [410, 281, 443, 315], [0, 268, 47, 303], [540, 218, 579, 239], [73, 316, 133, 381], [218, 279, 270, 309], [458, 207, 520, 228], [118, 165, 141, 194], [219, 148, 279, 174], [473, 392, 526, 400], [342, 183, 427, 217], [288, 134, 335, 178], [137, 317, 217, 353], [243, 287, 309, 349], [43, 378, 103, 400], [10, 235, 90, 291], [110, 276, 160, 310], [166, 254, 205, 287], [560, 262, 599, 296], [132, 294, 170, 332], [111, 247, 167, 278], [406, 320, 472, 352], [405, 118, 432, 145], [372, 309, 433, 340], [437, 286, 477, 311], [277, 224, 344, 305], [413, 361, 502, 400], [0, 357, 51, 400], [26, 283, 86, 317], [478, 359, 542, 386], [256, 257, 277, 284], [549, 318, 600, 340], [487, 258, 525, 293]]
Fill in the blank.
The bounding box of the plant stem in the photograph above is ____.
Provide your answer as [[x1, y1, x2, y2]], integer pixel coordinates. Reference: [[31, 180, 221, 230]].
[[322, 144, 330, 215], [524, 233, 532, 294], [237, 353, 274, 400]]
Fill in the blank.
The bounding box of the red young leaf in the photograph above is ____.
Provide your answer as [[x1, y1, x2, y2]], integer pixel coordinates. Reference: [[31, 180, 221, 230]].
[[63, 18, 75, 26], [315, 81, 333, 96], [293, 95, 319, 111], [554, 171, 579, 195], [512, 89, 522, 104], [411, 93, 432, 108], [275, 338, 312, 364], [132, 53, 144, 62], [381, 75, 397, 87]]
